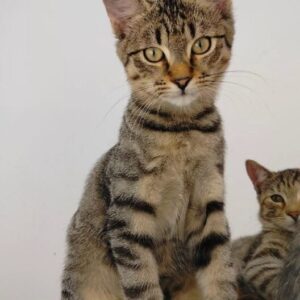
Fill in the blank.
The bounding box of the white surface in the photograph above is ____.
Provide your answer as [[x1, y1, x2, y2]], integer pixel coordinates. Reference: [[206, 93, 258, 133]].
[[1, 1, 300, 299]]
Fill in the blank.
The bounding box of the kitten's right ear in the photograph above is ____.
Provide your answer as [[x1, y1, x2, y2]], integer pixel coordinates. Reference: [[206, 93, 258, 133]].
[[216, 0, 232, 15], [245, 160, 272, 191], [103, 0, 141, 38], [208, 0, 232, 18]]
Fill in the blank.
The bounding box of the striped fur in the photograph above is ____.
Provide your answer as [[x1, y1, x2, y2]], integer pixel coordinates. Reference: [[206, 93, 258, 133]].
[[62, 1, 236, 299], [232, 161, 300, 300], [277, 226, 300, 300]]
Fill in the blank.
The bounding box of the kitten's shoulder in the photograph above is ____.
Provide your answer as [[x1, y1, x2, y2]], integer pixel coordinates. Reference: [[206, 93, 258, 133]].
[[232, 234, 259, 252]]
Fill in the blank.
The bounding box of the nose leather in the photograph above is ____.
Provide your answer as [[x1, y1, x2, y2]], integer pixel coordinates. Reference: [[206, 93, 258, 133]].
[[173, 77, 191, 91], [288, 211, 300, 222]]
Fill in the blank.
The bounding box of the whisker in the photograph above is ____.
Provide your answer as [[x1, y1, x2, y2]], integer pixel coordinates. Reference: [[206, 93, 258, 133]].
[[201, 79, 254, 93], [205, 70, 265, 81]]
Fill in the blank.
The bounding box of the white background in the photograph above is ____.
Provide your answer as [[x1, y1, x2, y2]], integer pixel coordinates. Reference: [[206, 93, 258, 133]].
[[1, 0, 300, 299]]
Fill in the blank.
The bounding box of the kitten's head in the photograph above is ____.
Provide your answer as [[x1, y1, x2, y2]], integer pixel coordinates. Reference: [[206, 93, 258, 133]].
[[246, 160, 300, 232], [103, 0, 234, 112]]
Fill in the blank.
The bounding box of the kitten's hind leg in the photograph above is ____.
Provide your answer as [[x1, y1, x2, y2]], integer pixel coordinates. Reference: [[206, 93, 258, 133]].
[[62, 256, 124, 300]]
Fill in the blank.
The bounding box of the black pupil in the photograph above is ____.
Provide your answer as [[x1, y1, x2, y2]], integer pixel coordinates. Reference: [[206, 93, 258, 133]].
[[272, 195, 282, 202]]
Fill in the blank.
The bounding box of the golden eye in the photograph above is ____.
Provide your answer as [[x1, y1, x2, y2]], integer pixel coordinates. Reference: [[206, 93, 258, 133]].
[[271, 194, 285, 204], [192, 37, 212, 55], [143, 48, 164, 63]]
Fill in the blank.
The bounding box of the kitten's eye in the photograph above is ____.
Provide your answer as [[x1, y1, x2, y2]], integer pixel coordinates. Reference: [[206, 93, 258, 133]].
[[192, 37, 212, 55], [271, 194, 285, 204], [143, 48, 164, 63]]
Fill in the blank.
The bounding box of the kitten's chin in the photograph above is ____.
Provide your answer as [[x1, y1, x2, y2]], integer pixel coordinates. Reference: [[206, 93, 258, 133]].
[[163, 93, 199, 108]]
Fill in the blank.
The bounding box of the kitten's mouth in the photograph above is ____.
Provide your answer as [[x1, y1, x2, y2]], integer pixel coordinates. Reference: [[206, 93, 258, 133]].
[[179, 87, 190, 96]]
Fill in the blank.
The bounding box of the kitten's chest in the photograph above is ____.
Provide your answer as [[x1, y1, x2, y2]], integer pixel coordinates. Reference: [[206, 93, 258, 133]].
[[136, 132, 223, 241], [151, 131, 218, 170], [146, 133, 220, 223]]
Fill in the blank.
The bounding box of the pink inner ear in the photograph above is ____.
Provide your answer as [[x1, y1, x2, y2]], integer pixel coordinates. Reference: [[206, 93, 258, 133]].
[[103, 0, 140, 36], [103, 0, 139, 22], [246, 160, 269, 189], [216, 0, 230, 14]]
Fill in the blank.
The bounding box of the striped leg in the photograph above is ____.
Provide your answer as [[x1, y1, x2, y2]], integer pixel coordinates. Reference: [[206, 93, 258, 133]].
[[107, 194, 163, 300], [186, 175, 237, 300]]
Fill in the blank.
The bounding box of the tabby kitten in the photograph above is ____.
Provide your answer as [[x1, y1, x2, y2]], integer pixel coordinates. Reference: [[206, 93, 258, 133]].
[[233, 160, 300, 300], [62, 1, 237, 299]]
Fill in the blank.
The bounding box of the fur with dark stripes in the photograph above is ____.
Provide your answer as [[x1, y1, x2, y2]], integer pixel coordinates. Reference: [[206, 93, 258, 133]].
[[61, 1, 236, 299], [277, 227, 300, 300], [232, 161, 300, 300]]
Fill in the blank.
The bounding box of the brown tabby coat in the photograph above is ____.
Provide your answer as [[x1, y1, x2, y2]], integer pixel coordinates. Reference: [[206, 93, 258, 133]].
[[62, 1, 237, 299], [277, 224, 300, 300], [233, 160, 300, 300]]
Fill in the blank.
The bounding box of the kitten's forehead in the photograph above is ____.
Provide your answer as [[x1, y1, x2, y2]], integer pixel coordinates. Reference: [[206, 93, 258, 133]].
[[263, 169, 300, 194], [151, 0, 226, 29], [117, 0, 233, 62], [128, 2, 225, 48]]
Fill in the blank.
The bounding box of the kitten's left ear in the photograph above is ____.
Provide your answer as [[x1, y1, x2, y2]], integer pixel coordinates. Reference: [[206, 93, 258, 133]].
[[245, 160, 272, 191], [103, 0, 143, 38]]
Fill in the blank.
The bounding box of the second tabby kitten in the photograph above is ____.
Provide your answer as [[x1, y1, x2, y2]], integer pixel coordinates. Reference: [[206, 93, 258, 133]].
[[233, 160, 300, 300]]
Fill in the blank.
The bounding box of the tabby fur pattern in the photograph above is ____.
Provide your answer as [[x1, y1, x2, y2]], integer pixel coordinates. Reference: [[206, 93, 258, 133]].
[[233, 160, 300, 300], [62, 1, 236, 299]]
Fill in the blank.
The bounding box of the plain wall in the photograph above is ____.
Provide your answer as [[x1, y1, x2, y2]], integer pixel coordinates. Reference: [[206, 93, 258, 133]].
[[1, 0, 300, 299]]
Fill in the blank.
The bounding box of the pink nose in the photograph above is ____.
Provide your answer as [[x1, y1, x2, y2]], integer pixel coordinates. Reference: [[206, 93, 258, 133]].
[[288, 211, 300, 222], [173, 77, 191, 91]]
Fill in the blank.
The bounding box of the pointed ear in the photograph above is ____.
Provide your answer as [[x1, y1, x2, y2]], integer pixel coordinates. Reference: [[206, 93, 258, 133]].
[[215, 0, 232, 18], [103, 0, 141, 38], [245, 160, 272, 191]]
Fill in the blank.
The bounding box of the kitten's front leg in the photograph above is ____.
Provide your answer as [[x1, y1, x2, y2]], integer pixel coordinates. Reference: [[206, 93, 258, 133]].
[[186, 172, 237, 300], [243, 251, 282, 299], [107, 186, 163, 300]]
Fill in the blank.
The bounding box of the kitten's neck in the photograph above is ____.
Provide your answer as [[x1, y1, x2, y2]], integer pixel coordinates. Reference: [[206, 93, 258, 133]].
[[129, 91, 218, 118], [262, 224, 295, 238], [122, 96, 222, 136]]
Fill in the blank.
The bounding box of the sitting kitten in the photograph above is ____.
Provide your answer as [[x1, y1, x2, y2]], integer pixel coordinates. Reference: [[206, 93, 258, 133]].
[[61, 0, 237, 300], [233, 160, 300, 300]]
